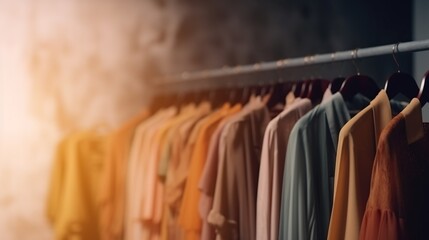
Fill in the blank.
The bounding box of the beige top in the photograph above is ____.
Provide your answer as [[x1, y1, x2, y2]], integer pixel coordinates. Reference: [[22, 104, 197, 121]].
[[256, 98, 312, 240], [328, 90, 392, 240], [125, 107, 177, 240], [208, 97, 270, 240], [197, 104, 243, 240]]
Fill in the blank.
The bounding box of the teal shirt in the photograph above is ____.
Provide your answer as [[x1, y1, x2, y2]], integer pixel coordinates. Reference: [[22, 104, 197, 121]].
[[278, 93, 364, 240]]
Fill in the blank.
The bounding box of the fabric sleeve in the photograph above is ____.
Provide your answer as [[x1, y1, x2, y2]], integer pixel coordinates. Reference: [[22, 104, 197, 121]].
[[208, 125, 239, 240], [256, 127, 274, 240], [141, 129, 164, 223], [328, 130, 351, 240], [178, 130, 203, 230], [278, 126, 317, 240], [269, 136, 281, 240]]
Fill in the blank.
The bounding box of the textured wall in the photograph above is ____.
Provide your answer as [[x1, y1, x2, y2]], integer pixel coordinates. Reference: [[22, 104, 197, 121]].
[[0, 0, 411, 239]]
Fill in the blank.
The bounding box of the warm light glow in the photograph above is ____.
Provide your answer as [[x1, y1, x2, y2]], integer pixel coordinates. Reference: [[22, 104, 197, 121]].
[[0, 1, 155, 238]]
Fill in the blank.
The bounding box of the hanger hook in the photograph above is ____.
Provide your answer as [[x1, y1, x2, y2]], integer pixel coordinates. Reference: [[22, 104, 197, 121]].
[[351, 49, 360, 75], [392, 42, 400, 72]]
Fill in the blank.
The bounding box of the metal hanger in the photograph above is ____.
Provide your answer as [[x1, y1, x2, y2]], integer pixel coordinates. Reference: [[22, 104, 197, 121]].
[[384, 43, 419, 100], [340, 49, 380, 101]]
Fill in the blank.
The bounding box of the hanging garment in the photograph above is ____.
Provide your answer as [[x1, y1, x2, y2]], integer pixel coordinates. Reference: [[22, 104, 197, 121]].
[[208, 96, 270, 240], [146, 104, 211, 239], [178, 103, 233, 240], [328, 90, 406, 240], [158, 102, 211, 181], [99, 110, 149, 240], [278, 93, 368, 240], [197, 104, 243, 240], [142, 105, 204, 226], [125, 107, 177, 240], [160, 104, 224, 240], [256, 98, 312, 240], [359, 99, 429, 240], [152, 103, 201, 240], [47, 131, 107, 240], [159, 102, 212, 240]]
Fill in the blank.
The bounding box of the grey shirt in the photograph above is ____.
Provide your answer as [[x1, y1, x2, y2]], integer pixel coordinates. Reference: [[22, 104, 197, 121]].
[[278, 93, 359, 240]]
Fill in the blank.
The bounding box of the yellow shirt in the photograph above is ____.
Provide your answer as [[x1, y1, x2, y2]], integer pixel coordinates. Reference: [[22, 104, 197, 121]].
[[47, 131, 107, 240]]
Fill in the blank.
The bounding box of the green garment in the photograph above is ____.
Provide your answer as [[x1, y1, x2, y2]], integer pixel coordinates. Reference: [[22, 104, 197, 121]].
[[278, 93, 365, 240]]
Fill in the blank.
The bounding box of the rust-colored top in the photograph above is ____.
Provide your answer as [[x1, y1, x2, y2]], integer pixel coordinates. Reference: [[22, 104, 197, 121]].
[[360, 100, 429, 240]]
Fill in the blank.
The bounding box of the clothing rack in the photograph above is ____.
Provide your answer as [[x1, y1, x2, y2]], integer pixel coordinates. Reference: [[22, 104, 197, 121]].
[[152, 39, 429, 93]]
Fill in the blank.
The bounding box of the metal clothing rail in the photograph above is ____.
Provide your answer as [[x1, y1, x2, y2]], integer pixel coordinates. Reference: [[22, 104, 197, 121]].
[[153, 39, 429, 92]]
